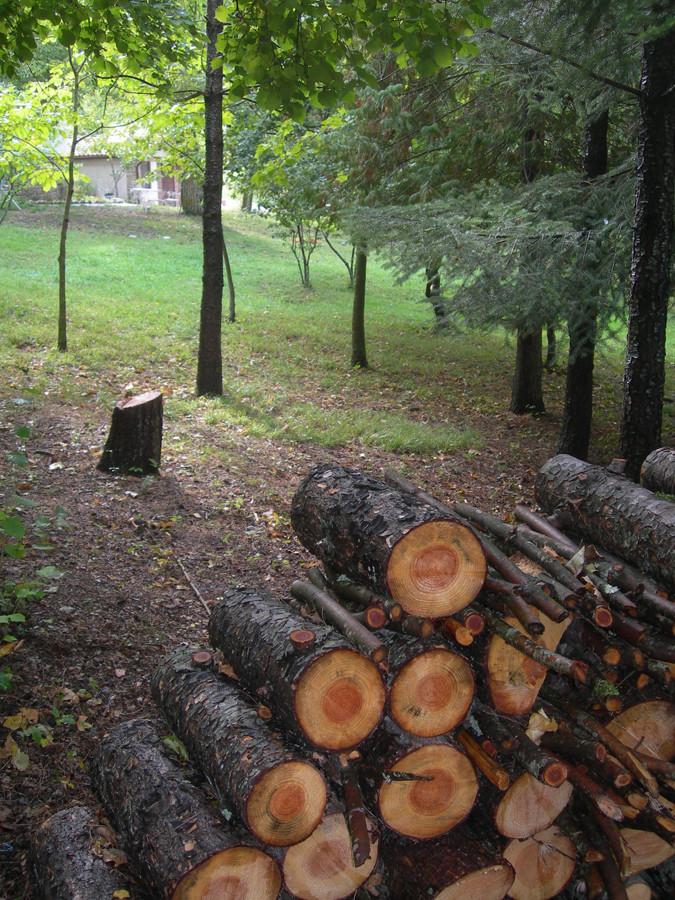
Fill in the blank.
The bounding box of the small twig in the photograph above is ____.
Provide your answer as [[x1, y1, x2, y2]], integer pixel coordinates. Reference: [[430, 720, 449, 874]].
[[174, 554, 211, 616]]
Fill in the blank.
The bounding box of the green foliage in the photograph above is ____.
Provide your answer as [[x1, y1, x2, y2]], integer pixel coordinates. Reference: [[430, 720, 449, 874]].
[[1, 424, 66, 685]]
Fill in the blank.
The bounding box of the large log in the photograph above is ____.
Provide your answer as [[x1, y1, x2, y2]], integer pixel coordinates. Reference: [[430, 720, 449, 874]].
[[380, 631, 475, 738], [208, 588, 385, 750], [281, 809, 379, 900], [492, 772, 573, 839], [606, 701, 675, 763], [28, 806, 130, 900], [534, 454, 675, 590], [360, 722, 479, 840], [90, 718, 282, 900], [97, 389, 163, 476], [150, 646, 327, 846], [291, 464, 486, 618], [383, 828, 515, 900], [640, 447, 675, 496]]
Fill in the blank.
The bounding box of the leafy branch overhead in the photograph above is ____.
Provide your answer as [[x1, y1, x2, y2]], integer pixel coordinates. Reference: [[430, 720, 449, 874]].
[[214, 0, 488, 119]]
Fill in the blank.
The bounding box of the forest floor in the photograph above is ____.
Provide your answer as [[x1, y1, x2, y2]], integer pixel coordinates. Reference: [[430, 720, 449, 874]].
[[0, 202, 671, 899], [0, 387, 558, 899]]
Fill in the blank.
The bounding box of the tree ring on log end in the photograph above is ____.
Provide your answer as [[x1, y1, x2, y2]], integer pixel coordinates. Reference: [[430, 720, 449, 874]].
[[494, 773, 573, 839], [282, 811, 378, 900], [389, 649, 475, 737], [435, 863, 516, 900], [172, 846, 281, 900], [621, 827, 675, 876], [387, 520, 486, 618], [606, 700, 675, 762], [295, 649, 385, 750], [246, 761, 327, 847], [502, 826, 576, 900], [378, 744, 478, 839]]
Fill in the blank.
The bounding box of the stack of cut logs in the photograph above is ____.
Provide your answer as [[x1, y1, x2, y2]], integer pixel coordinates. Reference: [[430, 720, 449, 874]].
[[30, 452, 675, 900]]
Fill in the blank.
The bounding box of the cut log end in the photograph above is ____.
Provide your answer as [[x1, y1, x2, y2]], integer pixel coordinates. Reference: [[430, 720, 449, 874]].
[[621, 827, 675, 875], [502, 826, 576, 900], [172, 846, 282, 900], [494, 773, 573, 839], [295, 649, 385, 750], [379, 744, 478, 839], [389, 648, 475, 738], [246, 760, 327, 847], [435, 864, 516, 900], [387, 519, 486, 618], [282, 811, 378, 900]]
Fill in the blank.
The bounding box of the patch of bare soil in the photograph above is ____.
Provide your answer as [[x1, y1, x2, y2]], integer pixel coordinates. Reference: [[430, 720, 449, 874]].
[[0, 388, 564, 898]]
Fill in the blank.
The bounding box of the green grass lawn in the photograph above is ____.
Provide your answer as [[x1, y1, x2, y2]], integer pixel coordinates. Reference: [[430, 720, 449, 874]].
[[0, 202, 673, 459]]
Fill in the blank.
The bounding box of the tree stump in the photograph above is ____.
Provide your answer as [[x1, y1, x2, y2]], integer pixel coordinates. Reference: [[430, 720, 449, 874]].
[[29, 806, 130, 900], [97, 389, 163, 476], [91, 718, 282, 899]]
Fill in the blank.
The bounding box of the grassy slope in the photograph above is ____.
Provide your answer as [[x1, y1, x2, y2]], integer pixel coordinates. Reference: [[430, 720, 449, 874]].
[[0, 203, 673, 463]]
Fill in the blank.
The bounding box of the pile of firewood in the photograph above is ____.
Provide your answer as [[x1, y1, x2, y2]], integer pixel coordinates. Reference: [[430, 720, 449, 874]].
[[29, 454, 675, 900]]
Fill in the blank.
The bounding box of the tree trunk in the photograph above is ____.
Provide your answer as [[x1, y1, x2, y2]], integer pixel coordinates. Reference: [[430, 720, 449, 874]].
[[180, 174, 202, 215], [196, 0, 224, 396], [290, 464, 486, 619], [380, 631, 475, 738], [557, 108, 608, 460], [207, 587, 385, 750], [281, 809, 379, 900], [97, 390, 162, 476], [534, 454, 675, 590], [509, 324, 545, 415], [150, 646, 327, 847], [383, 827, 515, 900], [91, 718, 282, 900], [223, 235, 236, 322], [351, 246, 368, 368], [640, 447, 675, 495], [502, 825, 577, 900], [29, 806, 129, 900], [359, 722, 478, 840], [620, 23, 675, 481]]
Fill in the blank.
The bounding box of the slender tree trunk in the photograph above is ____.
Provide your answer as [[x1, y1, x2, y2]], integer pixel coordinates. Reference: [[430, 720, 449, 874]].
[[351, 246, 368, 368], [557, 108, 609, 459], [196, 0, 224, 396], [509, 324, 545, 414], [222, 237, 235, 322], [57, 54, 83, 353], [620, 20, 675, 480]]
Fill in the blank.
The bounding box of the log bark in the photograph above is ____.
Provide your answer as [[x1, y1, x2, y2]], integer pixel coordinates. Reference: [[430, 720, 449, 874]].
[[90, 718, 282, 899], [380, 631, 475, 738], [281, 809, 378, 900], [150, 646, 327, 847], [208, 588, 385, 750], [383, 828, 515, 900], [534, 455, 675, 590], [502, 824, 577, 900], [359, 722, 478, 840], [641, 447, 675, 496], [29, 806, 129, 900], [291, 464, 486, 618], [97, 390, 163, 476]]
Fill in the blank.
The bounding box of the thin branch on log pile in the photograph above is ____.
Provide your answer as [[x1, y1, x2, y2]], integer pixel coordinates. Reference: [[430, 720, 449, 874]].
[[385, 469, 568, 622], [474, 602, 589, 684], [540, 731, 608, 766], [307, 568, 388, 630], [441, 616, 474, 645], [323, 565, 404, 622], [453, 605, 485, 635], [337, 756, 371, 868], [539, 688, 660, 797], [290, 580, 388, 667], [472, 703, 569, 787], [174, 554, 212, 616], [388, 614, 435, 639], [483, 576, 545, 636], [456, 727, 511, 790], [575, 802, 631, 898], [564, 763, 625, 822]]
